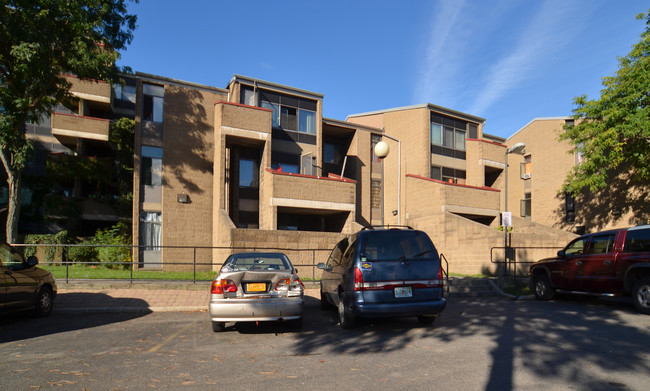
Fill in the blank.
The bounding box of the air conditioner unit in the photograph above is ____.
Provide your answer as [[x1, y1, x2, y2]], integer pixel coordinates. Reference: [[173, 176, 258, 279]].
[[522, 173, 531, 179]]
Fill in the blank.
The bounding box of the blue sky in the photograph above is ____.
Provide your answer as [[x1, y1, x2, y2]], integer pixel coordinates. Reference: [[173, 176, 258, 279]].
[[118, 0, 648, 139]]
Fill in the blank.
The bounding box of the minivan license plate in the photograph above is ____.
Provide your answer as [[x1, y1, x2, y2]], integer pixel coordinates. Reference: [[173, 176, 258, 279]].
[[394, 286, 412, 298]]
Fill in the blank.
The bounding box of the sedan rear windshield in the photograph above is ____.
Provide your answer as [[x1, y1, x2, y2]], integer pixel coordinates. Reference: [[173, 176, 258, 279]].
[[222, 253, 291, 271], [361, 231, 437, 261]]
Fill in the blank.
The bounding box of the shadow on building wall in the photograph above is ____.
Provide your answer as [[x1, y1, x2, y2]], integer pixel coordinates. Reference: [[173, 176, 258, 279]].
[[162, 87, 215, 195], [554, 167, 650, 232]]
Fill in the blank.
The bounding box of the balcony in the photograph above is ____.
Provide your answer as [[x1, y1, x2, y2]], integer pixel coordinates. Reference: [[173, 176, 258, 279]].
[[263, 168, 357, 232], [215, 102, 272, 139], [64, 75, 111, 104], [51, 112, 110, 146], [265, 168, 356, 208], [405, 174, 501, 223]]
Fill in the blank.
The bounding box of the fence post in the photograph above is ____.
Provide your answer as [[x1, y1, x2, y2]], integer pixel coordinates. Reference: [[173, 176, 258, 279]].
[[130, 245, 134, 283], [193, 247, 197, 284]]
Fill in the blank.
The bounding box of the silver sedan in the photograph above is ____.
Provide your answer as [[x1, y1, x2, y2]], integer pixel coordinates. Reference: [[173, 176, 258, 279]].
[[209, 252, 304, 332]]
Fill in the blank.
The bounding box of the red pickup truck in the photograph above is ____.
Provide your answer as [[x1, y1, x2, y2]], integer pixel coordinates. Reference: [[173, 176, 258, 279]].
[[529, 225, 650, 314]]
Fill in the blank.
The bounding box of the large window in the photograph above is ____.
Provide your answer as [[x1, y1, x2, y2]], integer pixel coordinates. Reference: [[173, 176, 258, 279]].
[[143, 84, 164, 123], [431, 166, 466, 184], [242, 86, 317, 135], [431, 113, 470, 153]]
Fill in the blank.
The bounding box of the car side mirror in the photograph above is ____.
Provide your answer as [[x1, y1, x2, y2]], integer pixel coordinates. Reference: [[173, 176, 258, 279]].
[[557, 250, 566, 257], [317, 262, 332, 272], [26, 255, 39, 267]]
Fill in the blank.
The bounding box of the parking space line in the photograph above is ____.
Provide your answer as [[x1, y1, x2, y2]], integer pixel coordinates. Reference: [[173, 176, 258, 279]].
[[148, 325, 192, 352]]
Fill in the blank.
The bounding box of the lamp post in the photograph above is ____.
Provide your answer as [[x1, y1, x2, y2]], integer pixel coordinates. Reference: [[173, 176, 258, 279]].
[[374, 135, 401, 226], [504, 142, 526, 276]]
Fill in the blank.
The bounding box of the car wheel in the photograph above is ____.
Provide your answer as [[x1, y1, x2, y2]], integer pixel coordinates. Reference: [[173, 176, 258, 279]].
[[532, 273, 555, 300], [211, 321, 225, 332], [33, 286, 53, 317], [338, 294, 356, 329], [417, 315, 436, 325], [631, 277, 650, 315], [320, 289, 333, 310]]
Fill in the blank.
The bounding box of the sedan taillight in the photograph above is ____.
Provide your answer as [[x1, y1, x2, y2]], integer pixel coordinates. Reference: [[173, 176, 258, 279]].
[[211, 279, 238, 294], [275, 277, 305, 292]]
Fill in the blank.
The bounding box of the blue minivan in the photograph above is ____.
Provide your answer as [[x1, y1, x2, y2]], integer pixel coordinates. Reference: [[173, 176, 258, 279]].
[[318, 227, 446, 328]]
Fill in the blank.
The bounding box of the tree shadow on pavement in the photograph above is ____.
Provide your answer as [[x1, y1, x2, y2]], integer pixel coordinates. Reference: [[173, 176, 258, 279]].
[[292, 296, 650, 391]]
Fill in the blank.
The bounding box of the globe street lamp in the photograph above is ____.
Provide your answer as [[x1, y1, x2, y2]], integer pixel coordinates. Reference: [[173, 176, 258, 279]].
[[374, 135, 401, 226]]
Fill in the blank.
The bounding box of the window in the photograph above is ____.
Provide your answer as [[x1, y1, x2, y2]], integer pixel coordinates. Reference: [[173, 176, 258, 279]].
[[588, 234, 616, 254], [141, 146, 162, 187], [565, 193, 575, 223], [143, 84, 164, 123], [300, 152, 314, 176], [243, 86, 317, 135], [564, 237, 588, 255], [113, 81, 136, 104], [520, 193, 531, 218], [239, 159, 259, 188], [261, 101, 280, 128], [520, 155, 531, 179], [624, 227, 650, 253], [140, 212, 161, 251], [431, 123, 442, 146], [430, 113, 470, 152], [431, 166, 466, 184]]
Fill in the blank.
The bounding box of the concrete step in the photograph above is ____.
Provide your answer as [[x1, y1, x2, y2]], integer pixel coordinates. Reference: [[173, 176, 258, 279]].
[[444, 277, 498, 298]]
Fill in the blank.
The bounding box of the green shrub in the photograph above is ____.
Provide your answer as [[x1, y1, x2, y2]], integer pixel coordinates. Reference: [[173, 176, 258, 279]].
[[86, 222, 132, 269], [24, 231, 69, 262]]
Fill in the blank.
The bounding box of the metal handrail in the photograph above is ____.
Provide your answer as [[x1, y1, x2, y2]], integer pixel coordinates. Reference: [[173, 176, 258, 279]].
[[10, 243, 332, 284], [440, 253, 450, 293]]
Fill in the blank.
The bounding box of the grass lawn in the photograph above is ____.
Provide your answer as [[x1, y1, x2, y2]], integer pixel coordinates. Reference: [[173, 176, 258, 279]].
[[47, 264, 218, 281]]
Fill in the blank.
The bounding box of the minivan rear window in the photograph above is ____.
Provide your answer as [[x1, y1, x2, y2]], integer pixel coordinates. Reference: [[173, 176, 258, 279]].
[[361, 231, 436, 261]]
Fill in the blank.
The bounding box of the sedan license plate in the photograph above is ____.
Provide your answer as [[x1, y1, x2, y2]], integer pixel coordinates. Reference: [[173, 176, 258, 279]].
[[247, 283, 266, 292], [394, 286, 412, 298]]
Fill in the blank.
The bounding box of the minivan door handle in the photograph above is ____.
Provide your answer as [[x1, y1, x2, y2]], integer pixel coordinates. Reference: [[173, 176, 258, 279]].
[[575, 261, 582, 266], [603, 260, 612, 265]]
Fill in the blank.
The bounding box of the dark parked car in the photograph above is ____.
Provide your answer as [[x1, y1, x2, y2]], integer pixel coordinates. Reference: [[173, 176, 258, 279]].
[[529, 225, 650, 314], [318, 227, 446, 328], [0, 242, 57, 316]]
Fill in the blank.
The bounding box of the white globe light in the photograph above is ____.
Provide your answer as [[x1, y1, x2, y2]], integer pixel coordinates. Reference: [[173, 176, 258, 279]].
[[374, 141, 390, 159]]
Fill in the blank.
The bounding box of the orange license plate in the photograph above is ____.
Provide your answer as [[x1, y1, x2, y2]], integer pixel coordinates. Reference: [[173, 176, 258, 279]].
[[247, 283, 266, 292]]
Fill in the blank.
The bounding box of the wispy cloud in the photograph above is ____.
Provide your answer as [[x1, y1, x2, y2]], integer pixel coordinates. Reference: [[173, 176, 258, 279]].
[[468, 0, 581, 115], [412, 0, 468, 106], [414, 0, 584, 115]]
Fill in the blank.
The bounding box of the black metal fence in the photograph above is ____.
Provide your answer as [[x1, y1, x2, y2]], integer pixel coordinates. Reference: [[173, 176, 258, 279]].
[[490, 245, 564, 279], [11, 243, 333, 284]]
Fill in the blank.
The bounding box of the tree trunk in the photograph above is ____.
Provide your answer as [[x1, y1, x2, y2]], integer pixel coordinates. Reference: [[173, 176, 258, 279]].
[[6, 171, 22, 244]]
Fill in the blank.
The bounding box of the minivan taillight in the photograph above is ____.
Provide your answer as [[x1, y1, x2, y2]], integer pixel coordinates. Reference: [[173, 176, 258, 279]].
[[211, 279, 237, 294], [354, 267, 364, 291], [435, 266, 444, 288]]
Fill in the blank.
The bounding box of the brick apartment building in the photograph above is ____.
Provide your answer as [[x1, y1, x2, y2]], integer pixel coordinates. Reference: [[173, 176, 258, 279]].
[[505, 117, 645, 235], [18, 71, 627, 275]]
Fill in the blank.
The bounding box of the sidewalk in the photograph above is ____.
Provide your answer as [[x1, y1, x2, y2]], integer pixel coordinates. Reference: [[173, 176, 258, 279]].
[[54, 280, 320, 314]]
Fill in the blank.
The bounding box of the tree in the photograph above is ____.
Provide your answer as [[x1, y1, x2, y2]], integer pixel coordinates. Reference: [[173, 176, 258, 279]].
[[0, 1, 137, 243], [561, 10, 650, 197]]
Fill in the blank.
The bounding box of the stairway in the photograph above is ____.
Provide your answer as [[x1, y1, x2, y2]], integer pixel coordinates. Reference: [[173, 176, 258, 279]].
[[445, 277, 498, 298]]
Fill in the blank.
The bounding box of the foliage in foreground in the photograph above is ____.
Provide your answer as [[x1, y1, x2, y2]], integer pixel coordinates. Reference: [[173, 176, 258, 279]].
[[561, 10, 650, 195]]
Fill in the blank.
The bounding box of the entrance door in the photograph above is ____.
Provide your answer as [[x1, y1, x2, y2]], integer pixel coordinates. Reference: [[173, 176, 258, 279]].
[[229, 147, 260, 228]]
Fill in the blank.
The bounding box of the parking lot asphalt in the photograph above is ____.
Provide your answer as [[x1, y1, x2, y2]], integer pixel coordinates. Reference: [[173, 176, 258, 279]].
[[54, 280, 321, 313]]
